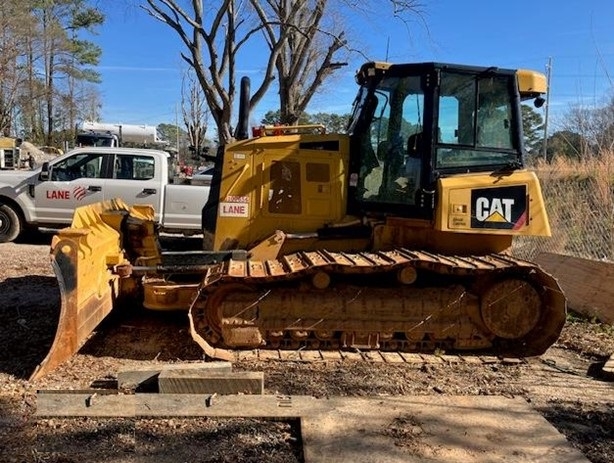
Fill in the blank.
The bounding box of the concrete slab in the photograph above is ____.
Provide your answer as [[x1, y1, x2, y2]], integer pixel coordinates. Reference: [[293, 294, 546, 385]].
[[35, 394, 589, 462], [301, 396, 590, 463]]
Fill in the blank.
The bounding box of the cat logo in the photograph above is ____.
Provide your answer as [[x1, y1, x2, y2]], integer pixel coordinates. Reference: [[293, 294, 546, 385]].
[[475, 197, 515, 223], [471, 186, 527, 230]]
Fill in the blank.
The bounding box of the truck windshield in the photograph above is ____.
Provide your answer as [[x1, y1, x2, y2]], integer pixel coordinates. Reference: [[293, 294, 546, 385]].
[[436, 71, 519, 169]]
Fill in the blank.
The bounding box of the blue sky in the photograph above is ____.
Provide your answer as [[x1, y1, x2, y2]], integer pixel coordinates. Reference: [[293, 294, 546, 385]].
[[93, 0, 614, 135]]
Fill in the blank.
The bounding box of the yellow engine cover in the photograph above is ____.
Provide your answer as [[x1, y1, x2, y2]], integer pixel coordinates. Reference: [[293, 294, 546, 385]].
[[213, 134, 350, 250], [435, 170, 551, 237]]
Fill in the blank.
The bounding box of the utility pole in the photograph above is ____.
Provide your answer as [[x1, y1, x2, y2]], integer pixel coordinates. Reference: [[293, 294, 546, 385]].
[[542, 57, 552, 161], [175, 103, 180, 161]]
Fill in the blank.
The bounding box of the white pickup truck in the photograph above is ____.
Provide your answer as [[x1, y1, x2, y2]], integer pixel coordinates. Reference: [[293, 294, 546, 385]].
[[0, 147, 211, 242]]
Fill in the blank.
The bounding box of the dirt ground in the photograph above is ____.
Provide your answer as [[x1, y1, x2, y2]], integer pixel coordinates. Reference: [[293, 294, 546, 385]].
[[0, 233, 613, 462]]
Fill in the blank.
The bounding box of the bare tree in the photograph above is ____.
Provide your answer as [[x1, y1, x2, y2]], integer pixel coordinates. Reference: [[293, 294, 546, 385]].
[[254, 0, 424, 125], [181, 69, 210, 161], [143, 0, 424, 142], [252, 0, 347, 125], [142, 0, 289, 145]]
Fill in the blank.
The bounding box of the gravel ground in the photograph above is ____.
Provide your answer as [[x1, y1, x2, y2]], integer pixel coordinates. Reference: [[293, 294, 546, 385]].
[[0, 234, 613, 462]]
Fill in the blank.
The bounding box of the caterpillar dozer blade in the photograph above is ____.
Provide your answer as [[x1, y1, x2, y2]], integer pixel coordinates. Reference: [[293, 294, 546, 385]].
[[30, 199, 158, 381]]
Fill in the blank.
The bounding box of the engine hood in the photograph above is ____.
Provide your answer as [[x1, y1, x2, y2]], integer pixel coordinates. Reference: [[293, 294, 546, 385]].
[[0, 169, 38, 186]]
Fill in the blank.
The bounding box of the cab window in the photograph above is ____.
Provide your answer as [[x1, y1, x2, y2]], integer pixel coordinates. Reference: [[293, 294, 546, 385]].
[[51, 153, 104, 181], [358, 75, 424, 205], [436, 72, 517, 169], [113, 155, 155, 180]]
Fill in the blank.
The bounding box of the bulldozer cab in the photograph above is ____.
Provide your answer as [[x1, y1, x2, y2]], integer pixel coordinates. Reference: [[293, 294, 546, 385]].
[[347, 62, 544, 221]]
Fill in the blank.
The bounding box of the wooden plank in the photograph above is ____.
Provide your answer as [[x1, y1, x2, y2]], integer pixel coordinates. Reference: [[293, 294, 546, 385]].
[[278, 350, 303, 361], [117, 362, 232, 391], [158, 371, 263, 395], [535, 252, 614, 324], [36, 393, 318, 418], [301, 396, 591, 463], [438, 355, 463, 364], [461, 355, 484, 364], [36, 392, 136, 417], [236, 350, 257, 361], [361, 351, 382, 362], [501, 357, 525, 365], [479, 356, 500, 364], [257, 349, 281, 360]]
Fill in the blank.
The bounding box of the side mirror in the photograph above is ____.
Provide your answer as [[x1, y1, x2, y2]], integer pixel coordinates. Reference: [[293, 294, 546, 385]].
[[39, 162, 50, 181], [534, 97, 545, 108]]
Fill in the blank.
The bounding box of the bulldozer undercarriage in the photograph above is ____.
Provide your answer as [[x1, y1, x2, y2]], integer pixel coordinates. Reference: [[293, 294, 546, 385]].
[[31, 203, 565, 380], [188, 248, 566, 362]]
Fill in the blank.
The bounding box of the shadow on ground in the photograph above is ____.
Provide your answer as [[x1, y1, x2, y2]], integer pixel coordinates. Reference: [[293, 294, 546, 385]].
[[538, 401, 614, 463], [0, 273, 201, 379], [14, 228, 56, 246], [0, 275, 59, 378]]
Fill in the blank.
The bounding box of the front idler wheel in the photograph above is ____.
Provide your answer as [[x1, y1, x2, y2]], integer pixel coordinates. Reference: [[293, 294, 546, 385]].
[[480, 278, 542, 340]]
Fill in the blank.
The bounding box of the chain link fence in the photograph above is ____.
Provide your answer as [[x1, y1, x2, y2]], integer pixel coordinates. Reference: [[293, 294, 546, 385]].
[[512, 160, 614, 262]]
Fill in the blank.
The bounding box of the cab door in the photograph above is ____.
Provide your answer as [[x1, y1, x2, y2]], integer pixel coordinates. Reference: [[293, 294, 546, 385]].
[[103, 153, 163, 220], [35, 151, 106, 224]]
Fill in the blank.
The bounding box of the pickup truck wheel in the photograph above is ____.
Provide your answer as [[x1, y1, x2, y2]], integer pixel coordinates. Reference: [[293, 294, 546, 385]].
[[0, 204, 21, 243]]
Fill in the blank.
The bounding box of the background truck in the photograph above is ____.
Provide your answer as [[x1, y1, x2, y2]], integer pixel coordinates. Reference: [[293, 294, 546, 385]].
[[0, 147, 209, 242], [76, 121, 170, 148]]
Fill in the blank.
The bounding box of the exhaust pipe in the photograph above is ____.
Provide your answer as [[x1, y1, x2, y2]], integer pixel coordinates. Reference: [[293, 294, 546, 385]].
[[234, 76, 250, 141]]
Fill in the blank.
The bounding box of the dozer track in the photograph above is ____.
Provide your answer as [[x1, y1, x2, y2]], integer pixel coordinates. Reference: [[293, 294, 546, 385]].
[[188, 248, 567, 362]]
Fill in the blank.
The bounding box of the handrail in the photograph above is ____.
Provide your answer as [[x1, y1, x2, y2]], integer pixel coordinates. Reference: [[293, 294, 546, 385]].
[[252, 124, 327, 137]]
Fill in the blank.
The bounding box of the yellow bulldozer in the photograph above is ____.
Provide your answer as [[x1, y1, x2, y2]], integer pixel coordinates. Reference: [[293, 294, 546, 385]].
[[32, 61, 567, 380]]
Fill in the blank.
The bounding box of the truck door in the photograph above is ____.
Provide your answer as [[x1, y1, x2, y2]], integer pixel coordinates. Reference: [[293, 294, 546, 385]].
[[35, 151, 106, 224], [105, 153, 163, 220]]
